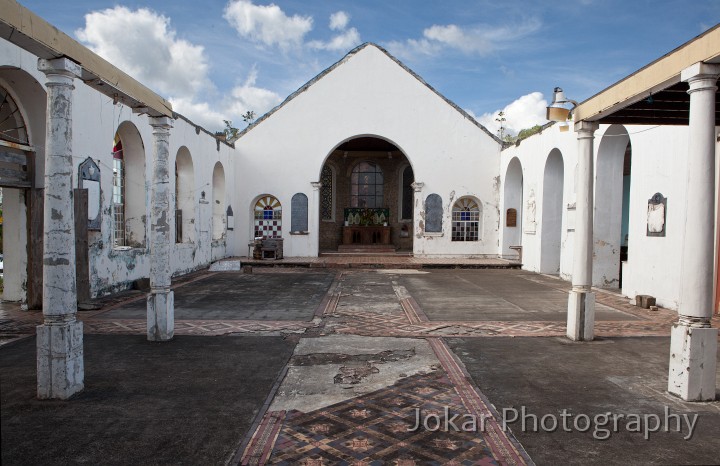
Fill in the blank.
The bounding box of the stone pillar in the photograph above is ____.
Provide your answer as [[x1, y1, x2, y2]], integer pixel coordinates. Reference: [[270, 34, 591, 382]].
[[36, 58, 84, 399], [668, 62, 720, 401], [311, 181, 322, 256], [147, 116, 174, 341], [411, 182, 424, 245], [567, 121, 599, 341]]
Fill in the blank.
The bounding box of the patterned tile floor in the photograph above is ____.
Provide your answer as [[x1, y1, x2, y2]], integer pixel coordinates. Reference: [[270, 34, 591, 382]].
[[3, 266, 719, 464]]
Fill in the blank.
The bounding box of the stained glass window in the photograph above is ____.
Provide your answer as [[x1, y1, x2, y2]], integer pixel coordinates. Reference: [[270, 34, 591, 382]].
[[351, 162, 383, 208], [254, 195, 282, 238], [0, 86, 28, 145], [320, 165, 333, 220], [451, 197, 481, 242]]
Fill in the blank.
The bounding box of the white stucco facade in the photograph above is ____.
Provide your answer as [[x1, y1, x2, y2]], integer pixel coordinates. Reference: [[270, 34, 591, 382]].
[[232, 45, 502, 258], [1, 41, 234, 301], [501, 123, 707, 311]]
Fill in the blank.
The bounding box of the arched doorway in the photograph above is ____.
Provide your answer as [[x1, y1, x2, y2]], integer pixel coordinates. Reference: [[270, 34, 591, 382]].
[[212, 162, 226, 241], [540, 149, 564, 274], [594, 125, 630, 288], [175, 147, 195, 243], [318, 136, 414, 253], [0, 71, 46, 307], [502, 157, 523, 258]]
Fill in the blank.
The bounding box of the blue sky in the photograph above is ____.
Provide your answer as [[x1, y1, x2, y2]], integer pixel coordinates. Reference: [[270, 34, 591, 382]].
[[19, 0, 720, 134]]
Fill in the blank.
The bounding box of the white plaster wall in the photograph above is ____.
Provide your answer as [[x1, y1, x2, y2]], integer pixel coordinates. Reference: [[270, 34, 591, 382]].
[[500, 125, 577, 278], [503, 123, 692, 310], [233, 45, 501, 257], [1, 39, 234, 298], [619, 125, 688, 309], [2, 189, 27, 301]]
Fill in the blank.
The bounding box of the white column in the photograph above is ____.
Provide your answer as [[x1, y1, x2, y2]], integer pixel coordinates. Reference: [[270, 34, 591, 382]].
[[36, 58, 84, 399], [147, 116, 174, 341], [567, 120, 599, 341], [311, 181, 322, 257], [411, 182, 424, 252], [668, 62, 720, 401]]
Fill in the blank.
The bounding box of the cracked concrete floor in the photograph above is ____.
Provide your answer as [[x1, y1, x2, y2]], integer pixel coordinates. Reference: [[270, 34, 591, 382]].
[[3, 268, 719, 465]]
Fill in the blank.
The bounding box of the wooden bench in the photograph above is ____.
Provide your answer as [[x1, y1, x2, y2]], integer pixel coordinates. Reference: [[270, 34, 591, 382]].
[[260, 238, 283, 260]]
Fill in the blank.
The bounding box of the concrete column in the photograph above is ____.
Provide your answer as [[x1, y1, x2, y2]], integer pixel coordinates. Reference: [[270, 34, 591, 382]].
[[567, 120, 599, 341], [668, 62, 720, 401], [411, 182, 424, 246], [36, 57, 84, 400], [311, 181, 322, 256], [147, 116, 174, 341]]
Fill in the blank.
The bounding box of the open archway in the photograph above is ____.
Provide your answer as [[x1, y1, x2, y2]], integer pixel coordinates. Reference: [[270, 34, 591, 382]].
[[593, 125, 630, 288], [0, 71, 46, 306], [212, 162, 226, 241], [175, 147, 195, 243], [318, 136, 414, 253], [540, 149, 564, 274], [502, 157, 523, 258]]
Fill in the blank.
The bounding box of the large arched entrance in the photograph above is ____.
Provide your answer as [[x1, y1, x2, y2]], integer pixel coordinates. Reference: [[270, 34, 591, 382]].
[[540, 149, 564, 274], [594, 125, 631, 288], [318, 136, 414, 253], [502, 157, 523, 258], [0, 70, 46, 308]]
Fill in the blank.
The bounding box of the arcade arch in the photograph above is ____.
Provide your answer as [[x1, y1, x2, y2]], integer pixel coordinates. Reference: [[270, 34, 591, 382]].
[[318, 136, 414, 252]]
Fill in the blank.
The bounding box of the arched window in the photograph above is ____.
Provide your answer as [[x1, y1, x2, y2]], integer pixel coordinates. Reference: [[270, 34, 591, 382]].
[[212, 162, 226, 240], [451, 197, 481, 242], [254, 195, 282, 238], [0, 86, 28, 145], [351, 162, 383, 208], [112, 123, 146, 248], [112, 135, 126, 247], [400, 165, 414, 220], [175, 147, 195, 243], [320, 165, 334, 221]]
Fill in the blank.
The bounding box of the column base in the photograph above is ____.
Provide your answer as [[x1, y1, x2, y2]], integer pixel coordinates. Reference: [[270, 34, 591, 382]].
[[147, 289, 174, 341], [37, 320, 84, 399], [567, 289, 595, 341], [668, 324, 717, 401]]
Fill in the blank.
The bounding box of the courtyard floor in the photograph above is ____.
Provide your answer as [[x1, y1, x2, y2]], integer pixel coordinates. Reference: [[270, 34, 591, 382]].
[[1, 267, 719, 465]]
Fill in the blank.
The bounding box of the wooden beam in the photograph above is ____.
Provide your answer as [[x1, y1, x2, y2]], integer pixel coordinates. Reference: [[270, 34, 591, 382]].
[[0, 150, 27, 165]]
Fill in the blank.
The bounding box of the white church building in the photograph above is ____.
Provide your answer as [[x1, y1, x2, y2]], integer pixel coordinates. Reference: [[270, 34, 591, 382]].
[[0, 0, 718, 402]]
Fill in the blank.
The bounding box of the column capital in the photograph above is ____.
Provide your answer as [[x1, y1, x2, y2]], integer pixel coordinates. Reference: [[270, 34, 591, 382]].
[[38, 58, 81, 79], [311, 181, 322, 190], [574, 120, 599, 135], [411, 181, 424, 192], [681, 62, 720, 84], [149, 116, 173, 131]]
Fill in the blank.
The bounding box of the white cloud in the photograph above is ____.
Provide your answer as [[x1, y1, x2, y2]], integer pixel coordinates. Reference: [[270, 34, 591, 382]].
[[76, 6, 212, 98], [385, 38, 441, 61], [308, 28, 361, 51], [169, 97, 227, 130], [329, 11, 349, 31], [223, 0, 313, 49], [387, 18, 541, 59], [224, 66, 283, 120], [476, 92, 548, 136]]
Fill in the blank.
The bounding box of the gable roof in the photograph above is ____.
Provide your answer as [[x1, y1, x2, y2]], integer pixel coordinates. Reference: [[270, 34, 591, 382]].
[[237, 42, 502, 144]]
